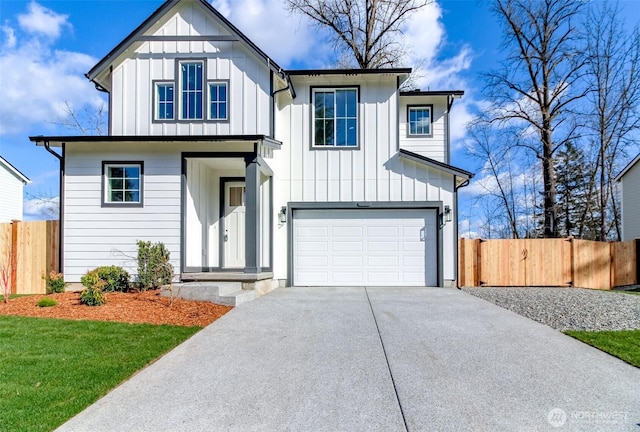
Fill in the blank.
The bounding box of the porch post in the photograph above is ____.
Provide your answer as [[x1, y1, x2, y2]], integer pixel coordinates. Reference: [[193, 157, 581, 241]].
[[244, 156, 261, 274]]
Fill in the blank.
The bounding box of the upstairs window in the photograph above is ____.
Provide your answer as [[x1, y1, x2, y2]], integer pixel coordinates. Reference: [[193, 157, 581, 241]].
[[103, 162, 143, 206], [180, 61, 203, 120], [408, 105, 432, 136], [312, 88, 358, 147], [209, 82, 228, 120], [155, 83, 174, 120]]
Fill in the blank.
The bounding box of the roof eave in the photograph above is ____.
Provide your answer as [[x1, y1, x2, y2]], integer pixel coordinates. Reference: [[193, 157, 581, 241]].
[[398, 148, 473, 179], [615, 153, 640, 181], [87, 0, 287, 86], [0, 157, 30, 184]]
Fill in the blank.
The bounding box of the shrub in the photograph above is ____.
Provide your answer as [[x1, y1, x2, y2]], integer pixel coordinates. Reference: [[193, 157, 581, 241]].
[[95, 266, 130, 292], [80, 270, 107, 306], [136, 241, 173, 290], [44, 272, 66, 294], [36, 297, 57, 307]]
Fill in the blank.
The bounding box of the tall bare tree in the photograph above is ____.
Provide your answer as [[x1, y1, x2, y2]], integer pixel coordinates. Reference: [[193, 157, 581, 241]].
[[286, 0, 430, 68], [484, 0, 587, 237], [583, 2, 640, 241]]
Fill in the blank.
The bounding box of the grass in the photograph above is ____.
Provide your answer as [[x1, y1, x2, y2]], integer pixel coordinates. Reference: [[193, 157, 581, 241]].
[[0, 315, 200, 432], [565, 329, 640, 368]]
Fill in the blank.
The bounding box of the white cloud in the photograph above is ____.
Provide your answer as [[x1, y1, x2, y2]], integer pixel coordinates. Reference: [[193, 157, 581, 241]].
[[17, 1, 70, 40], [403, 2, 473, 90], [23, 195, 59, 220], [210, 0, 327, 67], [0, 2, 104, 136]]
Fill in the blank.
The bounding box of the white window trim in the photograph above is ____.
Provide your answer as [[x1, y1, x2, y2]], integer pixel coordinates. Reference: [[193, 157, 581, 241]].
[[311, 87, 359, 149]]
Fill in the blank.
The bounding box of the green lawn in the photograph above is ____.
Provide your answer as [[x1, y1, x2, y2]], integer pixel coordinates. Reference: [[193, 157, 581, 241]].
[[0, 315, 200, 432], [565, 329, 640, 368]]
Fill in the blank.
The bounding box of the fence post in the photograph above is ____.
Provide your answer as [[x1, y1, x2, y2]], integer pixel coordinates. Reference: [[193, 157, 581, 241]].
[[10, 220, 19, 295]]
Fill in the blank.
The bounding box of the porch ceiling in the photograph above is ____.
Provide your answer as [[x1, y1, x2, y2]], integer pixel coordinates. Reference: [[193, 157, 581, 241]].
[[192, 157, 246, 170]]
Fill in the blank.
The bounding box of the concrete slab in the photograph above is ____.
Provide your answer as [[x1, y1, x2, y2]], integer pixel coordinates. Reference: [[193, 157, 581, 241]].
[[56, 287, 640, 432], [56, 287, 405, 432], [367, 287, 640, 431]]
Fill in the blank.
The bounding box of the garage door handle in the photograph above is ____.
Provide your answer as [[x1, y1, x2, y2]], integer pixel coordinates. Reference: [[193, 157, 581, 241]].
[[420, 227, 425, 241]]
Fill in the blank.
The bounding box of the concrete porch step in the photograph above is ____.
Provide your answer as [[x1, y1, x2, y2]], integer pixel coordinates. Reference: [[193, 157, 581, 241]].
[[162, 282, 255, 307]]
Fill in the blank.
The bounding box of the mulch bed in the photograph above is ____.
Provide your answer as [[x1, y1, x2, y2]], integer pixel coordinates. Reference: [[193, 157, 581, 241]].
[[0, 290, 232, 327]]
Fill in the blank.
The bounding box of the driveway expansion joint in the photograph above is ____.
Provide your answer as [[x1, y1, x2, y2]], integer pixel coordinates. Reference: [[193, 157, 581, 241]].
[[364, 287, 409, 432]]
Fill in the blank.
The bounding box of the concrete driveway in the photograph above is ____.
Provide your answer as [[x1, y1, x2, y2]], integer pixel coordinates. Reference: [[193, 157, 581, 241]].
[[57, 287, 640, 432]]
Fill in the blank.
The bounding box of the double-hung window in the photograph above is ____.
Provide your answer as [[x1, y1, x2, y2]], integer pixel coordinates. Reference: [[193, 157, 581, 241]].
[[155, 83, 174, 120], [209, 82, 228, 120], [180, 61, 203, 120], [103, 162, 143, 206], [407, 105, 432, 136], [312, 88, 358, 147]]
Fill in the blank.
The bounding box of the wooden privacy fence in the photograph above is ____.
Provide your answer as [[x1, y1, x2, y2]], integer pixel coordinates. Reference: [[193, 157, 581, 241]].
[[0, 220, 59, 295], [459, 238, 638, 290]]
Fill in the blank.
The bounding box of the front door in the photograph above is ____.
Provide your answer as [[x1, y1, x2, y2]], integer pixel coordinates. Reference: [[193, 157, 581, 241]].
[[224, 181, 245, 268]]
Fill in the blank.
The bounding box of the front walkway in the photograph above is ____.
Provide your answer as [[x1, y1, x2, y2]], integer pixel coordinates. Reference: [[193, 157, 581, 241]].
[[57, 287, 640, 431]]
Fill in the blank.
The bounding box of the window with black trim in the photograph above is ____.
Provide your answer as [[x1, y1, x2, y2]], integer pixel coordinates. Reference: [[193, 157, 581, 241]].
[[155, 82, 174, 120], [103, 162, 143, 206], [407, 105, 432, 136], [208, 82, 228, 120], [180, 61, 204, 120], [312, 87, 358, 147]]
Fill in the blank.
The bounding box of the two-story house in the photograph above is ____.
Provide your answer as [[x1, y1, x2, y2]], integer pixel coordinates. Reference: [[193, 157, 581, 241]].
[[30, 0, 471, 296]]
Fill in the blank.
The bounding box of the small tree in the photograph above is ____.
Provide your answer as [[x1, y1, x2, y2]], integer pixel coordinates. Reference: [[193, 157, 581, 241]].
[[136, 241, 173, 291], [0, 253, 11, 303]]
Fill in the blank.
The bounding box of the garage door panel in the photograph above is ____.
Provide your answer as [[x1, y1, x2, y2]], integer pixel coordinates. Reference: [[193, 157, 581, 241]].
[[331, 256, 363, 267], [293, 208, 438, 287]]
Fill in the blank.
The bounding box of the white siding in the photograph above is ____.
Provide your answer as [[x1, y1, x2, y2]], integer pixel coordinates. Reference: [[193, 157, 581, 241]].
[[272, 75, 456, 283], [621, 161, 640, 240], [63, 141, 250, 282], [398, 95, 448, 163], [0, 164, 25, 222], [109, 1, 271, 137]]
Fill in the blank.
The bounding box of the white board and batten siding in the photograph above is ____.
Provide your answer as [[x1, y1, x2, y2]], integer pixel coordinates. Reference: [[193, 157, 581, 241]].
[[109, 0, 271, 137], [620, 159, 640, 241], [272, 75, 457, 285], [0, 160, 27, 222]]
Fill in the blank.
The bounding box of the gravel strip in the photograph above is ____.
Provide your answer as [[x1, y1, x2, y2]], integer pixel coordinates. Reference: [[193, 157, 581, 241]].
[[461, 287, 640, 331]]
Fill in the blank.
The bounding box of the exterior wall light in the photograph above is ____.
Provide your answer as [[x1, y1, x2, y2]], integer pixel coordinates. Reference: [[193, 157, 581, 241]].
[[444, 205, 452, 223], [278, 206, 287, 224]]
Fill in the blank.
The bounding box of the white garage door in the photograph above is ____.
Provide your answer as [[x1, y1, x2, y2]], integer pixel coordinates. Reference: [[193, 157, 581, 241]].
[[293, 209, 437, 286]]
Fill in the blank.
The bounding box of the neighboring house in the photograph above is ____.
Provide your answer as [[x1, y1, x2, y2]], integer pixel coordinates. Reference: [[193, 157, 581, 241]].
[[30, 0, 472, 289], [0, 156, 29, 223], [616, 153, 640, 241]]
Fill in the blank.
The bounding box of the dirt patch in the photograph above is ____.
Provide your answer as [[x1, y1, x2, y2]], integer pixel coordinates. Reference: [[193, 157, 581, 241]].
[[0, 290, 232, 327]]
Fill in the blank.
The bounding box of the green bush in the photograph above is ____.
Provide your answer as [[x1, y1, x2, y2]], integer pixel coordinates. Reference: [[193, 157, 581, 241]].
[[136, 241, 173, 290], [44, 272, 66, 294], [80, 270, 107, 306], [95, 266, 130, 292], [36, 297, 57, 307]]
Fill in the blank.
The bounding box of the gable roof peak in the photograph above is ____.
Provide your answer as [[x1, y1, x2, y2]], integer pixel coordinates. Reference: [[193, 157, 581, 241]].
[[86, 0, 286, 88]]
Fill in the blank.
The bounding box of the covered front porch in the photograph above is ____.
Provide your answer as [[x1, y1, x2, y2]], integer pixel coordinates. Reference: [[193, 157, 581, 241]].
[[181, 137, 279, 282]]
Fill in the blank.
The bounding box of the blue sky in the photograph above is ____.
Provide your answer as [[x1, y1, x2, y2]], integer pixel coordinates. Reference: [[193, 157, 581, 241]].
[[0, 0, 639, 222]]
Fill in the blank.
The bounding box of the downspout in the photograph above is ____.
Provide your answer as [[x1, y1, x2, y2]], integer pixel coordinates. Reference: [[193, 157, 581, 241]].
[[43, 141, 64, 274], [271, 74, 296, 139], [454, 177, 471, 289]]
